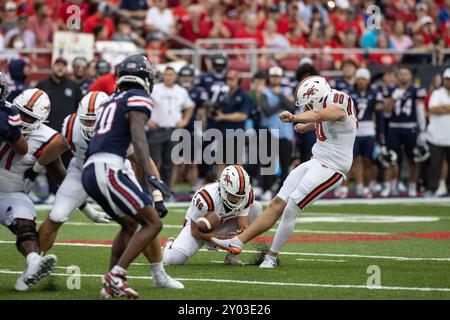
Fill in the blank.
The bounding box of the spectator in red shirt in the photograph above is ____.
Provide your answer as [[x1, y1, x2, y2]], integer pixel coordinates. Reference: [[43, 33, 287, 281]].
[[146, 32, 180, 65], [208, 7, 232, 39], [27, 1, 54, 49], [177, 5, 210, 43], [83, 2, 115, 40], [25, 0, 61, 20], [288, 24, 308, 48], [173, 0, 191, 22], [234, 12, 264, 48], [258, 4, 290, 34]]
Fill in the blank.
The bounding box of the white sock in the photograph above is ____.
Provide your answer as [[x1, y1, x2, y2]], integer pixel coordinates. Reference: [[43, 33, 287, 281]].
[[26, 252, 40, 264], [270, 199, 299, 253], [439, 179, 446, 188], [111, 265, 126, 275], [265, 254, 277, 261], [409, 182, 416, 191], [150, 261, 164, 274], [356, 183, 364, 194]]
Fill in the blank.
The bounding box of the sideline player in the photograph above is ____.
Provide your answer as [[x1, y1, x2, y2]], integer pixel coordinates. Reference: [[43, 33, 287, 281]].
[[81, 55, 182, 299], [163, 165, 261, 266], [212, 76, 358, 268], [0, 89, 61, 290]]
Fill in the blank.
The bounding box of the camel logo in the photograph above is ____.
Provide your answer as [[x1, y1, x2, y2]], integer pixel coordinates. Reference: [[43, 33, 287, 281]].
[[224, 173, 233, 186], [303, 86, 318, 99]]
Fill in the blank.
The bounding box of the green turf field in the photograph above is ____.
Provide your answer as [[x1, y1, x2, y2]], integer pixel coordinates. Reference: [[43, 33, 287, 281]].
[[1, 202, 450, 300]]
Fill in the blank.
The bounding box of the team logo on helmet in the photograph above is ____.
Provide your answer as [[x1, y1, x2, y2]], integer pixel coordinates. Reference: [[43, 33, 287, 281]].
[[303, 86, 318, 99], [224, 173, 233, 186]]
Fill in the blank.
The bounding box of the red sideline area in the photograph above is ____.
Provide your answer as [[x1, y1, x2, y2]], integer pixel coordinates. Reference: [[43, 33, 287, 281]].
[[58, 232, 450, 246]]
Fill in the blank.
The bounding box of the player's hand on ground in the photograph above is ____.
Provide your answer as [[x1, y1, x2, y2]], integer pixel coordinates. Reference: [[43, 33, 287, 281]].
[[279, 111, 294, 123], [91, 211, 110, 223], [294, 123, 308, 133], [155, 201, 168, 218]]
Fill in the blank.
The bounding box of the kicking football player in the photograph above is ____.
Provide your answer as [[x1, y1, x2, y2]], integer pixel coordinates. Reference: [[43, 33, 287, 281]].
[[163, 165, 261, 266], [212, 76, 358, 268], [0, 89, 62, 290], [81, 54, 182, 299], [0, 71, 28, 155], [35, 91, 181, 289]]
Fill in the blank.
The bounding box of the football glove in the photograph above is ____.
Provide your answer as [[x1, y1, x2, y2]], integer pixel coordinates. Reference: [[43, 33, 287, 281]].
[[148, 176, 172, 199]]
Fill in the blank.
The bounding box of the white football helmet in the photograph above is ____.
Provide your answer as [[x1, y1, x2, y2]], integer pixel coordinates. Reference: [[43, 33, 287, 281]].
[[294, 76, 331, 110], [219, 165, 251, 211], [77, 91, 109, 140], [13, 88, 51, 134]]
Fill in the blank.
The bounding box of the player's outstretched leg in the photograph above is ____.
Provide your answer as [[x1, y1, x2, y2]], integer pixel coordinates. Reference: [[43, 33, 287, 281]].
[[38, 218, 63, 253], [212, 197, 287, 254]]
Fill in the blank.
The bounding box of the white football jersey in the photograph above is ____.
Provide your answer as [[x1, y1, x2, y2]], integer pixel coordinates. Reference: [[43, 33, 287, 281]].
[[185, 181, 254, 224], [0, 124, 59, 192], [311, 89, 358, 174], [61, 113, 88, 168]]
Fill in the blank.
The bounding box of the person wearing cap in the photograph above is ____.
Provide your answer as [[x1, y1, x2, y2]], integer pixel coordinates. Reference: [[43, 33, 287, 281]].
[[209, 70, 252, 176], [425, 69, 450, 197], [148, 66, 194, 186], [257, 66, 296, 201], [36, 57, 82, 203], [341, 68, 384, 199]]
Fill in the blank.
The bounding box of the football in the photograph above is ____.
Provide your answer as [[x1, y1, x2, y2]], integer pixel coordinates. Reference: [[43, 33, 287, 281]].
[[197, 212, 221, 233]]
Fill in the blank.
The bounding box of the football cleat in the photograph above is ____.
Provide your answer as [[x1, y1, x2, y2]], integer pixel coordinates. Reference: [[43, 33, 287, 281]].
[[15, 252, 41, 291], [211, 237, 242, 254], [35, 254, 57, 282], [259, 255, 278, 269], [153, 270, 184, 289], [224, 253, 244, 266], [101, 271, 139, 299]]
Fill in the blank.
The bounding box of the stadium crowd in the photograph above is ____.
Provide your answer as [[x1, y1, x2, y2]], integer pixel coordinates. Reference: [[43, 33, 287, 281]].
[[1, 0, 450, 202]]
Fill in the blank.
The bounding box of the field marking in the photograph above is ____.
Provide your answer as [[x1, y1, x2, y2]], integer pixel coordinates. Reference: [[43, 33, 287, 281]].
[[0, 240, 449, 262], [33, 197, 450, 211], [0, 269, 449, 293], [296, 258, 347, 263], [294, 215, 440, 223], [33, 220, 391, 235]]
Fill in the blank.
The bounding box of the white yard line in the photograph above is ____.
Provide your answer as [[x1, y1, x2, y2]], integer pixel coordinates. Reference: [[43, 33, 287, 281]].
[[0, 269, 448, 293], [0, 240, 449, 262], [296, 258, 347, 263], [33, 220, 390, 235]]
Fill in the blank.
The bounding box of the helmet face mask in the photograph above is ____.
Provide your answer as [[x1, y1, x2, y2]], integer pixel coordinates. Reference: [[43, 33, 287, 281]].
[[0, 72, 10, 102], [77, 91, 109, 140], [210, 54, 228, 79], [13, 89, 50, 135], [116, 55, 156, 95], [218, 165, 250, 211]]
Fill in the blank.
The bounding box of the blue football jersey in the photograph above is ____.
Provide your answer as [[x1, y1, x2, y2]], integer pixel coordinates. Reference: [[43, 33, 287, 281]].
[[330, 77, 353, 94], [389, 85, 426, 125], [87, 89, 153, 159], [200, 73, 229, 104], [349, 87, 383, 137], [0, 101, 22, 145]]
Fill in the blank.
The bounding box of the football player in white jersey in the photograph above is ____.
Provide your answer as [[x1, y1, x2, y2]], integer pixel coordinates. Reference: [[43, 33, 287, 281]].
[[0, 89, 63, 291], [35, 91, 183, 289], [212, 76, 358, 268], [163, 165, 262, 266]]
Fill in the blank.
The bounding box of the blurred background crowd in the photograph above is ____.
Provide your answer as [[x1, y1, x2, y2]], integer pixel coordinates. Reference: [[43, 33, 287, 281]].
[[1, 0, 450, 203]]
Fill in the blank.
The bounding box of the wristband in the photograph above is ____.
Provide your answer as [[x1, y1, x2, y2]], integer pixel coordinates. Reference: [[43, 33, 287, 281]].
[[152, 190, 163, 202]]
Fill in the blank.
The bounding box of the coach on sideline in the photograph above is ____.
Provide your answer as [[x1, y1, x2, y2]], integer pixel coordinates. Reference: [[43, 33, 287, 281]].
[[425, 68, 450, 197], [148, 66, 194, 186]]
